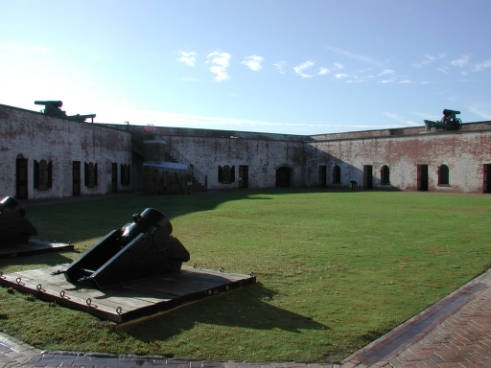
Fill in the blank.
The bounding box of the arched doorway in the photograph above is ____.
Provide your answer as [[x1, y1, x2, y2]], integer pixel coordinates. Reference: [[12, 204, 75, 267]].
[[276, 166, 291, 187]]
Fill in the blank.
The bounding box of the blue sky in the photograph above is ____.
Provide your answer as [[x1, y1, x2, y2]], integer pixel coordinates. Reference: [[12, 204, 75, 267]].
[[2, 0, 491, 135]]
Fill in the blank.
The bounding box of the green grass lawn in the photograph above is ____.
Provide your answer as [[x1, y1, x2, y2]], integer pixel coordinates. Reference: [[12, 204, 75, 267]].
[[1, 190, 491, 362]]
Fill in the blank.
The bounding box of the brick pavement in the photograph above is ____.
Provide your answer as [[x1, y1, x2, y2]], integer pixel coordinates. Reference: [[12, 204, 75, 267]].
[[2, 268, 491, 367]]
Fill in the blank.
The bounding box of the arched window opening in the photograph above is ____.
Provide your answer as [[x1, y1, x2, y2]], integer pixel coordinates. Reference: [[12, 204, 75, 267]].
[[380, 165, 390, 185], [438, 164, 449, 185]]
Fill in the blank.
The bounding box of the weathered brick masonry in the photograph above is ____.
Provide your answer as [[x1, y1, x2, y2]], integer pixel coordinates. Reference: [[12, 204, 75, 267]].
[[0, 104, 133, 200], [306, 124, 491, 193], [1, 102, 491, 199]]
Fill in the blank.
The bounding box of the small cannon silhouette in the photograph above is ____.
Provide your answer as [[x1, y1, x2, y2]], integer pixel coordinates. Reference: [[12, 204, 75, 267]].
[[62, 208, 190, 289], [35, 100, 96, 123], [0, 196, 38, 247], [424, 109, 462, 131]]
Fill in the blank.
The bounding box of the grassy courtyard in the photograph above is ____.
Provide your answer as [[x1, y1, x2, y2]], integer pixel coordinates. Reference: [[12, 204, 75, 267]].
[[1, 189, 491, 362]]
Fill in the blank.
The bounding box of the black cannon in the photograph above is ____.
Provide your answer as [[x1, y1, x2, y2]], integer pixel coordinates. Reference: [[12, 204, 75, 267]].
[[424, 109, 462, 131], [0, 196, 38, 247], [35, 100, 96, 123], [63, 208, 190, 289]]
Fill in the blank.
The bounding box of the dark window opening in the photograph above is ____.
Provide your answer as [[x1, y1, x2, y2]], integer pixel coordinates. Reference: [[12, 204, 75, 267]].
[[120, 164, 131, 186], [332, 165, 341, 184], [34, 159, 52, 191], [84, 162, 98, 188], [73, 161, 81, 196], [218, 165, 235, 184], [363, 165, 373, 189], [319, 165, 327, 187], [239, 165, 249, 188], [484, 164, 491, 193], [276, 166, 291, 187], [16, 156, 28, 200], [438, 164, 449, 185], [380, 165, 390, 185], [417, 164, 429, 191]]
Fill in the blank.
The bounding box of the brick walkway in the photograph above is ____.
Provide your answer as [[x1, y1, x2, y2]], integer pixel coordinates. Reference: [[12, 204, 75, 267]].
[[2, 269, 491, 367]]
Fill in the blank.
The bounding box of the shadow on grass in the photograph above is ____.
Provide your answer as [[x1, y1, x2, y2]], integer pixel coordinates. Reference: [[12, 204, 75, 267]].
[[121, 282, 328, 341], [0, 251, 74, 270], [20, 188, 369, 246]]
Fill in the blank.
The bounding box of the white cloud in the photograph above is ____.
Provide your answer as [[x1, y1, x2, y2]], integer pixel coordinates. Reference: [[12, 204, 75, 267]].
[[399, 79, 411, 84], [241, 55, 264, 71], [333, 62, 344, 69], [335, 73, 349, 79], [293, 60, 315, 78], [379, 69, 394, 76], [177, 51, 197, 67], [206, 51, 231, 82], [318, 67, 329, 76], [473, 60, 491, 72], [451, 55, 470, 68], [273, 61, 287, 74]]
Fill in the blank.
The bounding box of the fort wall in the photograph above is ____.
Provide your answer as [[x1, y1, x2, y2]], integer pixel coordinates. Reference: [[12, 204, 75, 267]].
[[306, 125, 491, 193], [108, 125, 306, 190], [1, 102, 490, 198], [0, 104, 133, 200]]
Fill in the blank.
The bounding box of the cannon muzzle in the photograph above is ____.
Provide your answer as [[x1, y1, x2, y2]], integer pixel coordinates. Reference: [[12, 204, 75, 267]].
[[34, 100, 63, 107]]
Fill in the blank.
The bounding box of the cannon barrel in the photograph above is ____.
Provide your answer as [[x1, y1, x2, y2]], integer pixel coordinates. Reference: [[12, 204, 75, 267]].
[[34, 100, 63, 107], [442, 109, 460, 116], [68, 114, 96, 122]]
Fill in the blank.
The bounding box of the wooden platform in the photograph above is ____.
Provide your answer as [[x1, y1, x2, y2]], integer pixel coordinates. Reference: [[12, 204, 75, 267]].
[[0, 239, 73, 258], [0, 265, 255, 323]]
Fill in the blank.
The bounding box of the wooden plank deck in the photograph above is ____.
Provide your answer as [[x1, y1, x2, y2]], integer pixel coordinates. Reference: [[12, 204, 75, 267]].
[[0, 265, 255, 322], [0, 239, 73, 258]]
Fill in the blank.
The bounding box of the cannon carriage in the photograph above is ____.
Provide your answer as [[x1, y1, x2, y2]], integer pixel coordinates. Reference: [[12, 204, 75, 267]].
[[0, 196, 38, 247], [424, 109, 462, 131], [62, 208, 190, 289]]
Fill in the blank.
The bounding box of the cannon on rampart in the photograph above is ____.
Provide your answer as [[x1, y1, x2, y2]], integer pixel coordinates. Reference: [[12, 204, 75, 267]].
[[424, 109, 462, 131], [62, 208, 190, 289], [0, 196, 38, 247], [35, 100, 96, 123]]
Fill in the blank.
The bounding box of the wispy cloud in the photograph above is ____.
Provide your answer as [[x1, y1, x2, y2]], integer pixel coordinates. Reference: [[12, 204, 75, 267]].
[[468, 103, 491, 120], [241, 55, 264, 71], [318, 67, 329, 76], [378, 79, 395, 84], [451, 55, 470, 68], [413, 53, 446, 68], [293, 60, 315, 78], [335, 73, 349, 79], [473, 60, 491, 72], [206, 51, 231, 82], [177, 51, 197, 67], [378, 69, 394, 76], [326, 46, 383, 66], [384, 112, 403, 120], [273, 61, 287, 74]]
